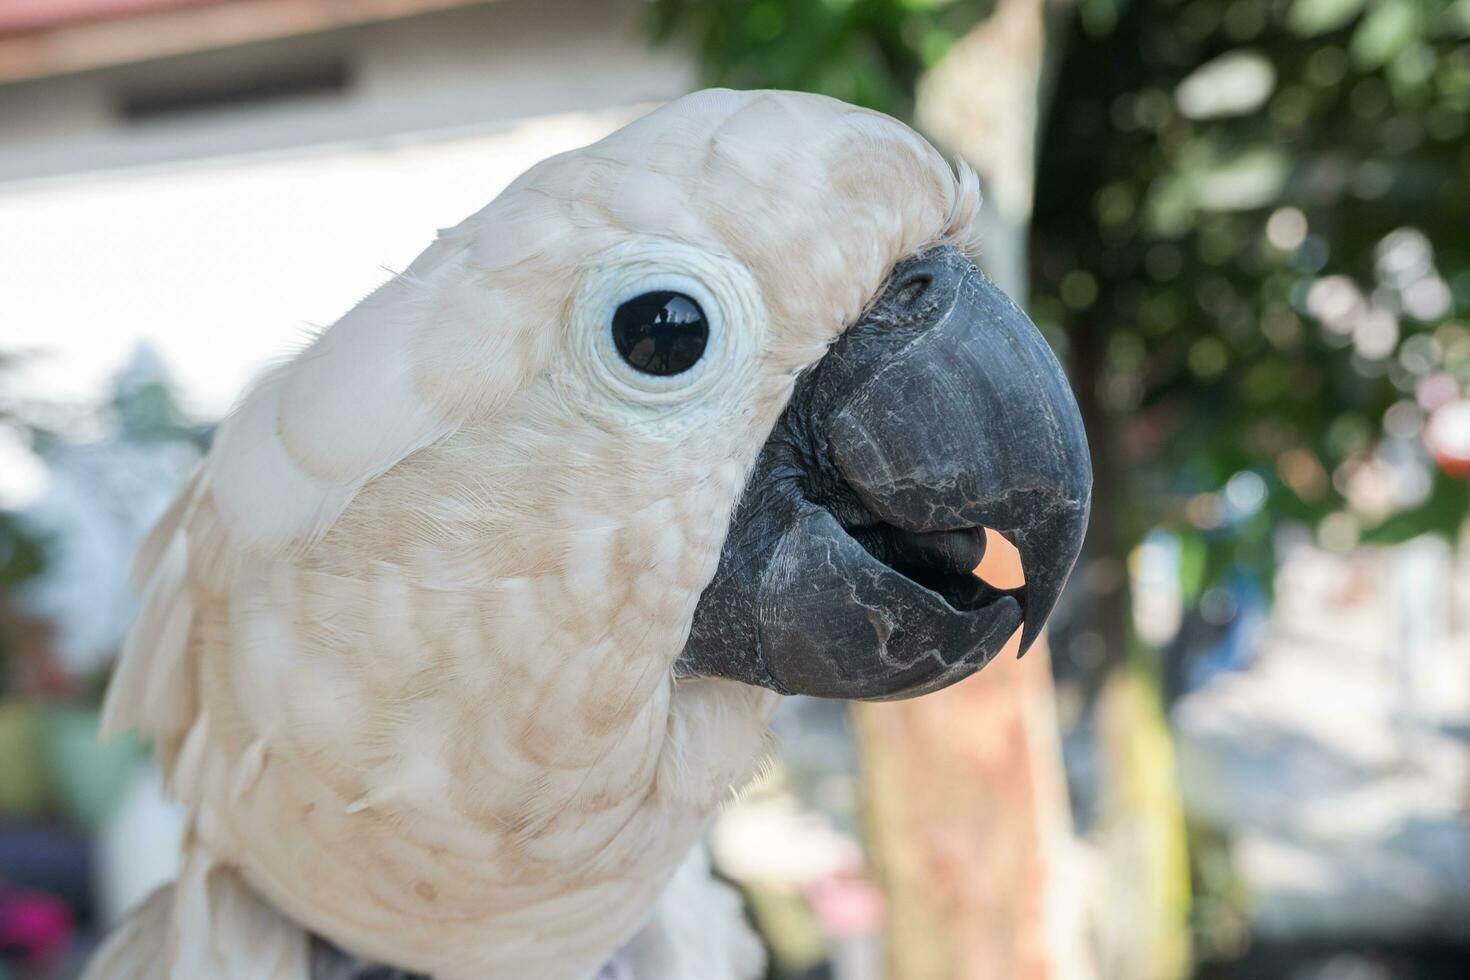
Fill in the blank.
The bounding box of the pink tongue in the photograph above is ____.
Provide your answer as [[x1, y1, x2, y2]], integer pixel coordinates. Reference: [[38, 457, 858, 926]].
[[973, 528, 1025, 590], [974, 529, 1027, 658]]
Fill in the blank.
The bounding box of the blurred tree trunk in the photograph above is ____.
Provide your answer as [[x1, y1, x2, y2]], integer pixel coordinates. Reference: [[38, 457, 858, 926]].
[[853, 3, 1094, 979], [854, 2, 1190, 978], [1069, 313, 1131, 691], [913, 0, 1045, 304], [856, 637, 1091, 980]]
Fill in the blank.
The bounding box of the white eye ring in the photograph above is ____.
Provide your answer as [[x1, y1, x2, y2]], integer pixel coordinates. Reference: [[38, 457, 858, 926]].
[[571, 240, 764, 412]]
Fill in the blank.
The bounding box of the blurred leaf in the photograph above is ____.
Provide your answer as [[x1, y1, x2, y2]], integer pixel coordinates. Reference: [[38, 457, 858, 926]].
[[1176, 530, 1209, 605], [1448, 0, 1470, 36], [1363, 469, 1470, 542], [648, 0, 995, 116], [39, 704, 146, 827], [0, 702, 49, 815], [1350, 0, 1421, 68], [0, 515, 47, 588], [1195, 147, 1291, 211], [1288, 0, 1367, 37], [1176, 50, 1277, 120]]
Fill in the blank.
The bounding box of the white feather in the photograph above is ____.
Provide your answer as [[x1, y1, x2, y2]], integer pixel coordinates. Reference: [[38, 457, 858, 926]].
[[95, 89, 981, 980]]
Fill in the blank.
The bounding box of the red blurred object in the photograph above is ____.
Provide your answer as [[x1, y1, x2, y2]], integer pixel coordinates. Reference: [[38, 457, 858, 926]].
[[1424, 399, 1470, 479], [0, 879, 72, 975]]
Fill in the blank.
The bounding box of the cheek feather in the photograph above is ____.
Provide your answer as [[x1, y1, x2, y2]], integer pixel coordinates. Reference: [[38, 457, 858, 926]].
[[649, 520, 686, 577], [277, 279, 447, 486], [209, 371, 361, 554], [559, 521, 617, 603]]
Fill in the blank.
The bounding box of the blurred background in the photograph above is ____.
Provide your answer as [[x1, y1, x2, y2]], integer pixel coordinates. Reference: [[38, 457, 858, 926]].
[[0, 0, 1467, 978]]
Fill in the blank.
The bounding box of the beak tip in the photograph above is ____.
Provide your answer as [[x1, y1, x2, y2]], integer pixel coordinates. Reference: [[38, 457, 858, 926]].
[[1010, 497, 1089, 660], [1016, 619, 1044, 658]]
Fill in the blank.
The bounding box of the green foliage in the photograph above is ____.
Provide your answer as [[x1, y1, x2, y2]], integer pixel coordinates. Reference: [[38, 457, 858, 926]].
[[0, 350, 203, 696], [0, 357, 49, 699], [0, 516, 45, 592], [0, 357, 47, 593], [1031, 0, 1470, 584], [649, 0, 995, 116]]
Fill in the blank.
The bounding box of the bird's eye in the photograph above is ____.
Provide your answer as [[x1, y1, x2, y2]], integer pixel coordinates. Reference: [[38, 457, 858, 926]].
[[611, 291, 709, 376]]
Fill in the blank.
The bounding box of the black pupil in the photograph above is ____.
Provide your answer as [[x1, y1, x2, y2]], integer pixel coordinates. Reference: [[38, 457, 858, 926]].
[[611, 291, 708, 376]]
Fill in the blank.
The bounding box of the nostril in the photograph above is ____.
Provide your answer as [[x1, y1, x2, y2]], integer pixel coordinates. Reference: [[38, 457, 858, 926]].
[[891, 272, 932, 310]]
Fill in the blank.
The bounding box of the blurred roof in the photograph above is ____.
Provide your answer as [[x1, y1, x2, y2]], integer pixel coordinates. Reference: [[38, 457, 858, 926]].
[[0, 0, 222, 36], [0, 0, 490, 82]]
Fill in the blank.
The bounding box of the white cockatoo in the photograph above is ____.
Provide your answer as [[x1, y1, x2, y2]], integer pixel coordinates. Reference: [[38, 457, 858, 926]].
[[85, 89, 1090, 980]]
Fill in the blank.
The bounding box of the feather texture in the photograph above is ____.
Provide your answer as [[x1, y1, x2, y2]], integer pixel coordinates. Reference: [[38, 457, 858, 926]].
[[91, 89, 979, 980]]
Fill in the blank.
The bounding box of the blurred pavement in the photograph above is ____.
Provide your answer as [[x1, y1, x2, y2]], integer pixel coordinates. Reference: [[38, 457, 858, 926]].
[[1175, 540, 1470, 943]]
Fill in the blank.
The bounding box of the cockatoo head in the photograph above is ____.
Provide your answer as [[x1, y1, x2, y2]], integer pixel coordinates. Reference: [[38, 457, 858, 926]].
[[367, 88, 1091, 702], [104, 88, 1092, 979]]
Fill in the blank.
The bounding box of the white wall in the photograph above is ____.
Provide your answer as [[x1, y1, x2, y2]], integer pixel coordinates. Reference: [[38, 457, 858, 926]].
[[0, 0, 694, 501]]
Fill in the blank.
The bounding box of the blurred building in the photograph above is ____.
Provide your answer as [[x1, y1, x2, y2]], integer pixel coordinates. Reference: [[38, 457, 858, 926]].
[[0, 0, 692, 501]]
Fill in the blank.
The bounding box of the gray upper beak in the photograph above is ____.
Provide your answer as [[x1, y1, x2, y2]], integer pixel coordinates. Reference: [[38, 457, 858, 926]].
[[679, 245, 1092, 700]]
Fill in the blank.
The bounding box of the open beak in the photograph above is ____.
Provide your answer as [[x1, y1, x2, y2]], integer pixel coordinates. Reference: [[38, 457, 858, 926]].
[[680, 245, 1092, 700]]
